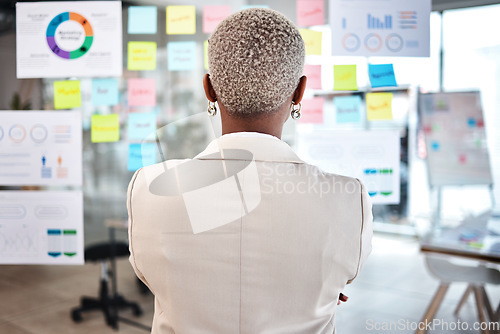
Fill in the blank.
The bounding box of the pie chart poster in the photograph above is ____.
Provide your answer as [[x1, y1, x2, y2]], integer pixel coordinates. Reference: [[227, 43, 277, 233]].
[[16, 1, 122, 78]]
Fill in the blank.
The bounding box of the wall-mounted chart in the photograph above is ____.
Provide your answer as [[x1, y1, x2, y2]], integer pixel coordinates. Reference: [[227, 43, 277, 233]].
[[296, 130, 400, 204], [329, 0, 430, 57], [0, 191, 83, 265], [0, 111, 82, 186], [16, 1, 122, 78]]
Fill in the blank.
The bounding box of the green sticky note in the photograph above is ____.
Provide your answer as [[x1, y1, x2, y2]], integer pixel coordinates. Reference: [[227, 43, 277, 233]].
[[204, 40, 209, 70], [91, 114, 120, 143], [334, 65, 357, 91], [366, 93, 393, 121], [54, 80, 81, 109], [128, 42, 157, 71]]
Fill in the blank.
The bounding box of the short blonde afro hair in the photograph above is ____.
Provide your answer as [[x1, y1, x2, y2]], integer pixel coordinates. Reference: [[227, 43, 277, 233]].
[[208, 8, 305, 118]]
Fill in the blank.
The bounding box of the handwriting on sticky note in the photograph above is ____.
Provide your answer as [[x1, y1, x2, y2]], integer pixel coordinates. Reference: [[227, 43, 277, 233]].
[[335, 95, 362, 124], [334, 65, 357, 91], [168, 41, 197, 71], [299, 97, 324, 124], [299, 29, 322, 55], [167, 6, 196, 35], [368, 64, 397, 88], [128, 78, 156, 107], [128, 42, 157, 71], [91, 114, 119, 143], [366, 93, 393, 120], [92, 78, 118, 106], [54, 80, 81, 110], [297, 0, 324, 27], [203, 6, 231, 33], [303, 65, 322, 90], [128, 143, 156, 171], [128, 112, 156, 142]]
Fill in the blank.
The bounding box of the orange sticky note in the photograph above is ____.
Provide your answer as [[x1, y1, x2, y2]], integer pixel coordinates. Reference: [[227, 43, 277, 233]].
[[299, 97, 324, 124], [366, 93, 393, 120], [299, 29, 322, 55], [166, 5, 196, 34], [334, 65, 357, 91], [203, 6, 231, 34]]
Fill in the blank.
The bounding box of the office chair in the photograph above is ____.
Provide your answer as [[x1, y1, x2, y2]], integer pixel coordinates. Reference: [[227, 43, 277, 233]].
[[70, 242, 143, 328]]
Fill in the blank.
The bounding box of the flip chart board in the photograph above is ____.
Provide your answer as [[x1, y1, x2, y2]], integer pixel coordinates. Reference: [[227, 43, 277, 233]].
[[419, 91, 492, 186]]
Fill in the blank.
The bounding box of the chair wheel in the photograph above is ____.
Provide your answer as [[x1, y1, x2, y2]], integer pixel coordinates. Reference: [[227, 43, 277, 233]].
[[71, 309, 83, 323], [132, 305, 143, 317]]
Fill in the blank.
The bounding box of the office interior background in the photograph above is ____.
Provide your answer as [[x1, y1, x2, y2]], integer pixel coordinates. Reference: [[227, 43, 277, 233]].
[[1, 0, 500, 333]]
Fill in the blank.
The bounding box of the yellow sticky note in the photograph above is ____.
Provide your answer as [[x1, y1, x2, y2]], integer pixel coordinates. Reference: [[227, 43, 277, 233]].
[[299, 29, 322, 55], [166, 6, 196, 34], [366, 93, 393, 120], [54, 80, 81, 109], [334, 65, 358, 91], [91, 114, 120, 143], [128, 42, 157, 71], [204, 40, 209, 70]]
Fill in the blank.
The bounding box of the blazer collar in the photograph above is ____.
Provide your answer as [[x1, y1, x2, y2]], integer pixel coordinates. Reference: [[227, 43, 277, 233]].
[[194, 136, 304, 164]]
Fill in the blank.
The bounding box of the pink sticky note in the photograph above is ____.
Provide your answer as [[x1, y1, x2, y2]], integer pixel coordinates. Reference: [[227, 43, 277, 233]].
[[297, 0, 324, 27], [203, 6, 231, 34], [303, 65, 322, 90], [299, 97, 324, 124], [128, 78, 156, 107]]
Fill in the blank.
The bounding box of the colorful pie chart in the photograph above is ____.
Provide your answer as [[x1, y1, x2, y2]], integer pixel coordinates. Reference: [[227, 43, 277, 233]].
[[46, 12, 93, 59]]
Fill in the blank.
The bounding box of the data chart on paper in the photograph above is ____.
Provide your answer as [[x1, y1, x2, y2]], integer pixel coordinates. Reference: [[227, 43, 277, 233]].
[[296, 130, 400, 204], [0, 191, 83, 265], [16, 1, 122, 78], [330, 0, 430, 57], [0, 111, 82, 186]]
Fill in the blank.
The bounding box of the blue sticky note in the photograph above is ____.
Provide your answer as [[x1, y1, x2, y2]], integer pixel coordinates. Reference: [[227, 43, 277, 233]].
[[335, 95, 362, 124], [128, 143, 156, 171], [91, 78, 119, 106], [128, 112, 156, 141], [128, 6, 157, 34], [467, 117, 476, 128], [431, 141, 440, 151], [368, 64, 397, 88], [167, 41, 197, 71]]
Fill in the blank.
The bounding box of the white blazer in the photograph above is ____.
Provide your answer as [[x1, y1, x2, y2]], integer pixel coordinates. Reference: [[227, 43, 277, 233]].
[[127, 134, 373, 334]]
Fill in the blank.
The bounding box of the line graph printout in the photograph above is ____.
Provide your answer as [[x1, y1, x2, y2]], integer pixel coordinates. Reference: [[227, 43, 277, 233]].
[[296, 131, 400, 204], [0, 191, 83, 265], [16, 1, 122, 78], [329, 0, 430, 57], [0, 111, 82, 186]]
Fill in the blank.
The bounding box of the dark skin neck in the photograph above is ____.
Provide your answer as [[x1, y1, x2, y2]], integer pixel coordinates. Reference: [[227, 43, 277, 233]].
[[203, 74, 307, 140]]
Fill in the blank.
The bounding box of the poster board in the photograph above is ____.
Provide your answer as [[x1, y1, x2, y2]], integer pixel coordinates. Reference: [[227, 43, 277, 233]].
[[0, 191, 84, 265], [418, 91, 492, 186], [296, 130, 400, 204], [16, 1, 122, 78], [0, 111, 82, 186], [329, 0, 431, 57]]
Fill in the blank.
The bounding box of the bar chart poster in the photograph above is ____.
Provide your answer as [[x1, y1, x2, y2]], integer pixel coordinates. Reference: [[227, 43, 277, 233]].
[[329, 0, 430, 57], [16, 1, 122, 78], [296, 131, 400, 204], [0, 191, 83, 265], [0, 111, 82, 186]]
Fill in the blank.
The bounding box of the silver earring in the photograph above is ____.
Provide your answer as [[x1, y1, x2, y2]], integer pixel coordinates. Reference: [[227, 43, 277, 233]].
[[291, 102, 301, 120], [208, 101, 217, 116]]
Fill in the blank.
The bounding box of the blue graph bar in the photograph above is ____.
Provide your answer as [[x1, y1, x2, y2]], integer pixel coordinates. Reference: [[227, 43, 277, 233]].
[[367, 14, 392, 29]]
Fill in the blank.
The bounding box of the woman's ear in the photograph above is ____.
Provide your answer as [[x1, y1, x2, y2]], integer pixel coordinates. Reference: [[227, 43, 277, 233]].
[[292, 76, 307, 104], [203, 74, 217, 102]]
